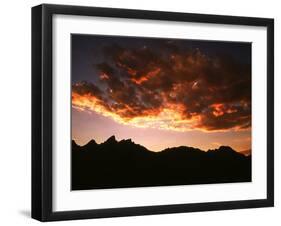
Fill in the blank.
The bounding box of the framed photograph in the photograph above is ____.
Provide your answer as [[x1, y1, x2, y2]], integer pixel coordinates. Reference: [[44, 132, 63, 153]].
[[32, 4, 274, 221]]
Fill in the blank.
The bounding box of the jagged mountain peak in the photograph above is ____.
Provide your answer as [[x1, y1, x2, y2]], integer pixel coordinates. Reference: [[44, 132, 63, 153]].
[[207, 146, 245, 158], [120, 138, 134, 144], [103, 135, 117, 144], [218, 146, 235, 152], [85, 139, 97, 146]]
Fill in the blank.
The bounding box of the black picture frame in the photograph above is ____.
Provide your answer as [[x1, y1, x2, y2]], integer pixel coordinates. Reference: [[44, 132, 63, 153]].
[[32, 4, 274, 222]]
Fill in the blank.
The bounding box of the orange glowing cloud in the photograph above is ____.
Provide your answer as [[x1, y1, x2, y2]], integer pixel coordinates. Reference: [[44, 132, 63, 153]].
[[131, 68, 161, 85], [72, 91, 201, 131]]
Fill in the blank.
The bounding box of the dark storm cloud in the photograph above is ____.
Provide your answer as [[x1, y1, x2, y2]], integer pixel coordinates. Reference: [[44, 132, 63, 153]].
[[72, 40, 251, 132]]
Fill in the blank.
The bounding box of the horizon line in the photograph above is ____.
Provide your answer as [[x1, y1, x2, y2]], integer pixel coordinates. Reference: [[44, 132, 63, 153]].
[[72, 135, 251, 156]]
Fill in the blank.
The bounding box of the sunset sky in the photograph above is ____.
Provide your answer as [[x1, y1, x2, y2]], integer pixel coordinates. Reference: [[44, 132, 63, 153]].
[[71, 34, 251, 153]]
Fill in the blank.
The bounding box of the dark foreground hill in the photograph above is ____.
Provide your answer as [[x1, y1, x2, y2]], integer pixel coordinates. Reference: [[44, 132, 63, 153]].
[[72, 136, 251, 190]]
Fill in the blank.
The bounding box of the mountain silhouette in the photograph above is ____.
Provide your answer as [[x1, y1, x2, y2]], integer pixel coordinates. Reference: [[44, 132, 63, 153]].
[[72, 137, 251, 190]]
